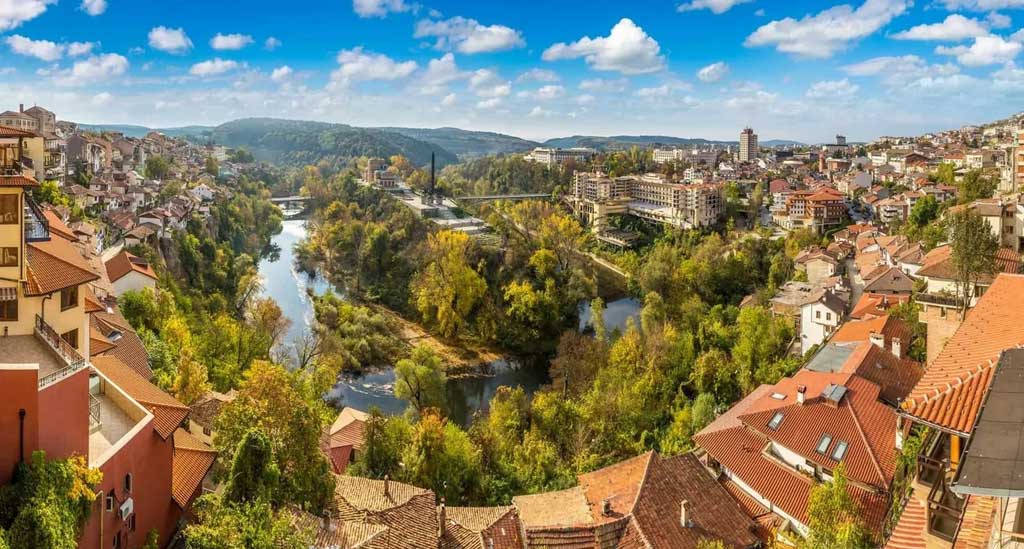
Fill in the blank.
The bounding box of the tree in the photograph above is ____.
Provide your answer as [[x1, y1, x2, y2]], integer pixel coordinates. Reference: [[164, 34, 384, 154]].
[[949, 209, 998, 317], [224, 430, 279, 504], [934, 162, 955, 185], [394, 344, 447, 413], [907, 194, 938, 228], [957, 169, 994, 203], [348, 408, 410, 479], [183, 495, 311, 549], [205, 156, 220, 177], [173, 350, 212, 405], [145, 156, 170, 179], [589, 297, 606, 342], [400, 410, 482, 504], [413, 230, 487, 338], [802, 464, 874, 549]]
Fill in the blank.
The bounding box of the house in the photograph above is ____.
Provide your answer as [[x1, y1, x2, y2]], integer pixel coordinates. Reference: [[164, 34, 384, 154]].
[[794, 248, 841, 284], [861, 266, 915, 295], [512, 451, 762, 548], [186, 389, 237, 447], [324, 406, 369, 474], [799, 289, 846, 352], [695, 369, 897, 542], [916, 244, 1021, 304], [849, 292, 910, 320], [104, 249, 158, 296]]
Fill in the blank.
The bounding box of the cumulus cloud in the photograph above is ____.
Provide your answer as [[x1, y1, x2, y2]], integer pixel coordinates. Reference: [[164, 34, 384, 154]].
[[528, 106, 553, 118], [6, 35, 63, 61], [745, 0, 911, 58], [270, 66, 293, 83], [476, 97, 502, 109], [891, 14, 989, 41], [417, 53, 467, 94], [0, 0, 55, 32], [352, 0, 409, 18], [331, 47, 417, 86], [148, 26, 192, 53], [677, 0, 752, 14], [67, 42, 95, 56], [189, 58, 240, 77], [440, 93, 456, 107], [635, 80, 691, 97], [264, 37, 282, 50], [469, 68, 511, 97], [211, 33, 253, 50], [415, 16, 525, 54], [806, 78, 859, 98], [579, 77, 628, 92], [542, 18, 665, 75], [843, 54, 962, 85], [91, 91, 112, 105], [518, 85, 564, 100], [941, 0, 1024, 9], [81, 0, 105, 15], [54, 53, 128, 86], [697, 61, 729, 82], [517, 68, 560, 82], [986, 12, 1012, 28], [936, 34, 1022, 66]]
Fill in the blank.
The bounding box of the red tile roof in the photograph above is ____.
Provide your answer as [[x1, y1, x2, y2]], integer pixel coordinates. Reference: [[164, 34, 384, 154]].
[[884, 490, 927, 549], [838, 342, 924, 406], [24, 236, 100, 295], [831, 315, 913, 351], [903, 274, 1024, 435], [171, 428, 216, 508], [0, 175, 38, 187], [850, 293, 910, 320], [91, 309, 153, 379], [104, 250, 158, 283]]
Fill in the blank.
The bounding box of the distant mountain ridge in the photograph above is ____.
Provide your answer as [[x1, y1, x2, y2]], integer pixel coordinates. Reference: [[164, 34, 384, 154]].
[[543, 135, 805, 150], [73, 123, 214, 139], [376, 126, 540, 157]]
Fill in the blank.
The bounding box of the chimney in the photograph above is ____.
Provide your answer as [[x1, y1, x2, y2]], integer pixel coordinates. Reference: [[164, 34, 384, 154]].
[[680, 500, 692, 528], [383, 475, 390, 499], [438, 498, 446, 538], [601, 499, 612, 516], [892, 337, 902, 359], [19, 104, 23, 113], [869, 331, 885, 348], [797, 385, 806, 405]]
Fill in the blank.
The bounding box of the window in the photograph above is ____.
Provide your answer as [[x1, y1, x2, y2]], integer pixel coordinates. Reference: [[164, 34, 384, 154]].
[[203, 426, 212, 436], [826, 312, 832, 321], [0, 247, 16, 267], [124, 473, 132, 493], [768, 412, 785, 431], [61, 329, 78, 350], [60, 286, 78, 311], [0, 194, 17, 225], [129, 513, 136, 532], [105, 491, 114, 512], [0, 297, 16, 321], [831, 440, 849, 461], [815, 311, 821, 319], [816, 434, 833, 455]]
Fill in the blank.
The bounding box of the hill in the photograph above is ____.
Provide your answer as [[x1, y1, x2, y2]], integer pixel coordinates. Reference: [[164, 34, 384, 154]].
[[208, 118, 458, 168], [376, 126, 539, 157], [73, 123, 215, 139], [543, 135, 734, 150]]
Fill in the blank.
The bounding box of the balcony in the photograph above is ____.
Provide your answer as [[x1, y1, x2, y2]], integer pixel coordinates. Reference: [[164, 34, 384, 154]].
[[24, 195, 49, 242], [33, 314, 86, 387], [87, 372, 148, 467]]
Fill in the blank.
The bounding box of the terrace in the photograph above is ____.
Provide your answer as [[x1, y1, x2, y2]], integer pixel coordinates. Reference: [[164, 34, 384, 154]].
[[6, 315, 87, 388], [87, 371, 148, 467]]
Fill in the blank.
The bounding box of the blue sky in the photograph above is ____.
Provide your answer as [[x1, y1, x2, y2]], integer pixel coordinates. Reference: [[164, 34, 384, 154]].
[[0, 0, 1022, 142]]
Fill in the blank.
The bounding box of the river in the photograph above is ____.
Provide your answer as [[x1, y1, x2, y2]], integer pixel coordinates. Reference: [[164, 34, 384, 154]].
[[258, 219, 640, 425]]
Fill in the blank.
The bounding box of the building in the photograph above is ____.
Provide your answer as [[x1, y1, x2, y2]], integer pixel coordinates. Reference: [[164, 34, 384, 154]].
[[1015, 129, 1024, 193], [0, 173, 211, 548], [105, 249, 158, 296], [324, 406, 368, 474], [525, 147, 595, 166], [739, 128, 758, 163], [568, 171, 724, 232], [772, 187, 847, 233]]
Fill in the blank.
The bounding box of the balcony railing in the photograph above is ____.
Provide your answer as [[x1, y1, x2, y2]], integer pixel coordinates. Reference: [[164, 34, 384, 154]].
[[89, 394, 101, 426], [24, 195, 49, 242], [916, 292, 962, 308], [34, 314, 86, 388]]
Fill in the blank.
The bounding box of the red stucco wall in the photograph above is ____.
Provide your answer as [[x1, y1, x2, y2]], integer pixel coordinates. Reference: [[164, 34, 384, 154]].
[[0, 368, 39, 485], [37, 368, 89, 460]]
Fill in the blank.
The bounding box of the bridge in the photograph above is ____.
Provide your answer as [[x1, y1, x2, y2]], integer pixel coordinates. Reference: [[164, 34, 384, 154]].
[[270, 196, 311, 204], [270, 196, 312, 216], [454, 193, 551, 202]]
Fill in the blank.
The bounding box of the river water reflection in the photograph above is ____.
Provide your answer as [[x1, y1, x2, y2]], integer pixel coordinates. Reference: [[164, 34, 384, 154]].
[[258, 219, 640, 424]]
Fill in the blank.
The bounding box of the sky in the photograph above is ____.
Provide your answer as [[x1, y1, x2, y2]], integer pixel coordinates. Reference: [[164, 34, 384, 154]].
[[0, 0, 1023, 143]]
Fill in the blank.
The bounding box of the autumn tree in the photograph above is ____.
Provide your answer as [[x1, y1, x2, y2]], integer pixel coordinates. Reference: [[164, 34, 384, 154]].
[[413, 230, 486, 338], [348, 408, 410, 479], [949, 208, 998, 317], [183, 495, 311, 549], [803, 464, 874, 549], [224, 430, 279, 504], [394, 344, 447, 413], [400, 410, 482, 504], [173, 350, 212, 405]]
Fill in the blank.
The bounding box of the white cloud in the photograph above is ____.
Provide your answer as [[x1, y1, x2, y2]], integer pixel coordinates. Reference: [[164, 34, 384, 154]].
[[542, 18, 665, 75], [54, 53, 128, 86], [677, 0, 752, 14], [843, 54, 962, 85], [469, 68, 511, 97], [518, 84, 564, 100], [806, 78, 859, 98], [264, 37, 282, 50], [476, 97, 502, 109], [936, 34, 1022, 66], [211, 33, 253, 50], [332, 47, 417, 85], [993, 61, 1024, 86], [941, 0, 1024, 9], [697, 61, 729, 82], [579, 77, 628, 92], [417, 53, 467, 94], [80, 0, 105, 15], [6, 35, 63, 61], [517, 68, 560, 82], [270, 66, 293, 83], [1012, 28, 1024, 42], [745, 0, 911, 58], [528, 106, 553, 118], [67, 42, 95, 56], [189, 58, 240, 77], [635, 81, 691, 97], [987, 12, 1012, 28], [415, 16, 525, 54], [91, 91, 112, 105], [755, 8, 766, 16], [353, 0, 409, 18], [577, 94, 595, 105], [891, 14, 989, 41], [148, 26, 193, 53], [441, 93, 456, 107], [0, 0, 54, 32]]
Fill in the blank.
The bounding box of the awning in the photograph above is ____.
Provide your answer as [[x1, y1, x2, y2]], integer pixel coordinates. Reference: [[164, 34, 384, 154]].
[[0, 287, 16, 301]]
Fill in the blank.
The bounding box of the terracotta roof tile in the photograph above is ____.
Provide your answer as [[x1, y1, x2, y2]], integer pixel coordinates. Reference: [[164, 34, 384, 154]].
[[91, 309, 153, 379], [903, 274, 1024, 435], [953, 496, 997, 549], [442, 506, 523, 549], [839, 342, 924, 406], [104, 250, 158, 283], [24, 236, 100, 295], [884, 490, 927, 549], [0, 175, 39, 187], [513, 486, 593, 529], [850, 293, 910, 320], [171, 428, 216, 508], [91, 355, 188, 439], [331, 475, 439, 548]]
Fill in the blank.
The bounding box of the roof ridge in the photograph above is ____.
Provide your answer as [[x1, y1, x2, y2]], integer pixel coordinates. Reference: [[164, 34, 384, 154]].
[[626, 451, 656, 516], [845, 393, 888, 488]]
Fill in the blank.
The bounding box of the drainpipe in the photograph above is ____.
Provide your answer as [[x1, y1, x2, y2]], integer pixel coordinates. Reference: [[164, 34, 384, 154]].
[[95, 490, 105, 549], [18, 409, 25, 463]]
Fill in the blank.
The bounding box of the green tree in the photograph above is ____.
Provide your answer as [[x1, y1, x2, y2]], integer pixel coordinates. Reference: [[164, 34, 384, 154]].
[[401, 410, 482, 504], [934, 162, 955, 185], [958, 169, 994, 203], [348, 408, 410, 479], [224, 430, 279, 504], [413, 230, 487, 337], [949, 209, 999, 317], [802, 464, 874, 549], [908, 195, 938, 227], [173, 350, 212, 405], [205, 156, 220, 177], [145, 156, 171, 179], [183, 495, 311, 549], [394, 344, 447, 413], [589, 297, 606, 341]]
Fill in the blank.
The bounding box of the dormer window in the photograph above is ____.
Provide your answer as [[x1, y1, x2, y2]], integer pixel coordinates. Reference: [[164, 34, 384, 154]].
[[831, 440, 849, 461], [816, 434, 832, 455], [768, 412, 785, 431]]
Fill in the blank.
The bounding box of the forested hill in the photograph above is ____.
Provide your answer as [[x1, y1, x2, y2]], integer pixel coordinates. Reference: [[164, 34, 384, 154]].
[[376, 126, 540, 157], [543, 135, 733, 150], [208, 118, 459, 168]]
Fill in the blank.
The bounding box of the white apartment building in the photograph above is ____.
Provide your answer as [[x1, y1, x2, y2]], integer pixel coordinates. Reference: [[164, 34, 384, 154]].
[[569, 171, 723, 232], [739, 128, 758, 162], [652, 148, 685, 164], [525, 147, 596, 166]]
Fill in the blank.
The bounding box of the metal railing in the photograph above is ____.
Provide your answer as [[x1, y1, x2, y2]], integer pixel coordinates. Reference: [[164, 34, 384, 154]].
[[24, 195, 49, 242], [89, 394, 101, 425], [34, 314, 87, 388], [916, 292, 962, 308]]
